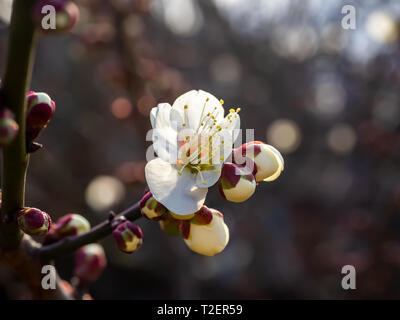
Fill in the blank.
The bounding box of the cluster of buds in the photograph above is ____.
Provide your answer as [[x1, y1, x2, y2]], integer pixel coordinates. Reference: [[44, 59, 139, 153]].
[[44, 213, 90, 244], [74, 243, 107, 284], [218, 141, 284, 203], [25, 91, 56, 148], [32, 0, 80, 34], [112, 219, 143, 254], [0, 109, 19, 147], [17, 207, 52, 236], [140, 192, 229, 256]]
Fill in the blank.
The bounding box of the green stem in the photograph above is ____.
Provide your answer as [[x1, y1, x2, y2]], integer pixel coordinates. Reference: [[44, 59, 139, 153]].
[[0, 0, 37, 248]]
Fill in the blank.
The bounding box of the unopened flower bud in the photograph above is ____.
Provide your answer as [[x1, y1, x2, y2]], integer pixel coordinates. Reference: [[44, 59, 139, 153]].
[[139, 192, 167, 220], [158, 213, 181, 237], [32, 0, 80, 34], [0, 109, 18, 147], [182, 207, 229, 256], [17, 207, 52, 236], [74, 243, 107, 284], [112, 221, 143, 253], [190, 206, 214, 225], [218, 163, 256, 203], [233, 141, 284, 182], [26, 91, 55, 141], [53, 213, 91, 237]]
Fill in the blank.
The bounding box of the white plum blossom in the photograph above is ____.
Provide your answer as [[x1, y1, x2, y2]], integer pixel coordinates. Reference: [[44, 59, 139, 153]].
[[145, 90, 241, 216]]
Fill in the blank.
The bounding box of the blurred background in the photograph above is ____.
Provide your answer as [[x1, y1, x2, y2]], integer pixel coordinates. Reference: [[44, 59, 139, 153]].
[[1, 0, 400, 299]]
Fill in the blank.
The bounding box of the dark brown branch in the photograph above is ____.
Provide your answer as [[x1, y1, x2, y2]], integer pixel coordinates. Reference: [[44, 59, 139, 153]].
[[36, 202, 142, 260], [0, 0, 36, 248], [0, 235, 74, 299]]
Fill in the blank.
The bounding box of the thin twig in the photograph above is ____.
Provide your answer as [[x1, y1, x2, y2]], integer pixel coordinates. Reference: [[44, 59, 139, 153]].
[[36, 202, 142, 260]]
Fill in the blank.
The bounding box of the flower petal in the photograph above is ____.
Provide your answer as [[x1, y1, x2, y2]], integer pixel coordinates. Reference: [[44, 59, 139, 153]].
[[150, 107, 158, 128], [210, 129, 235, 164], [153, 103, 172, 130], [195, 164, 222, 188], [145, 158, 208, 215], [219, 112, 241, 143], [262, 144, 284, 182], [152, 103, 179, 163], [170, 90, 224, 130]]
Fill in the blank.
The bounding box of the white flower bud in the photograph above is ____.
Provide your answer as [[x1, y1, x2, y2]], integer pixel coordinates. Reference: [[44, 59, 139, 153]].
[[233, 141, 284, 182], [218, 163, 256, 203], [183, 208, 229, 256]]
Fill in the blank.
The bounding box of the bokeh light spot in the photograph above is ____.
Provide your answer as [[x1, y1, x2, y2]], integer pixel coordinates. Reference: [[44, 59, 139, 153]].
[[327, 123, 357, 155], [210, 53, 242, 86], [116, 161, 146, 183], [313, 78, 346, 117], [111, 97, 132, 119], [366, 11, 398, 44], [85, 175, 125, 212], [266, 119, 301, 153]]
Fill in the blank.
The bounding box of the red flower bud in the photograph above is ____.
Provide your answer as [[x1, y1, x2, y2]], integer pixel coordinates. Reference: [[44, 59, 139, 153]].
[[0, 109, 19, 147], [190, 206, 213, 225], [112, 221, 143, 253], [54, 213, 90, 237], [17, 207, 52, 236], [26, 91, 55, 142], [139, 192, 167, 220], [74, 244, 107, 284]]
